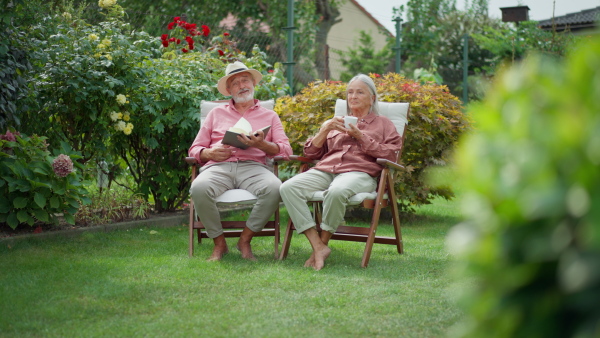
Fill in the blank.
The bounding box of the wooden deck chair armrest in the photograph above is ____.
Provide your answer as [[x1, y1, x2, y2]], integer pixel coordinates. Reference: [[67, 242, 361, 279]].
[[376, 158, 405, 171], [289, 154, 319, 164], [185, 157, 199, 166]]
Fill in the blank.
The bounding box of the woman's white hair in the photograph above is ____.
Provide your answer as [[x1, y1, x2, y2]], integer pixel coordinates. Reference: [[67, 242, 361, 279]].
[[347, 74, 379, 115]]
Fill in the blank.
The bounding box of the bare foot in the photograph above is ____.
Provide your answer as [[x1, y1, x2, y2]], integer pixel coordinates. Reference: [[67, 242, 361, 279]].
[[236, 241, 257, 261], [313, 246, 331, 271], [207, 245, 229, 261], [304, 253, 315, 268]]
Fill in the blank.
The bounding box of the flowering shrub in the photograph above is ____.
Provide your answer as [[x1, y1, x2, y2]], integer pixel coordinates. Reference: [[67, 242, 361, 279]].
[[22, 5, 161, 161], [16, 1, 289, 212], [160, 16, 211, 58], [52, 154, 74, 177], [0, 132, 90, 229], [276, 73, 469, 211]]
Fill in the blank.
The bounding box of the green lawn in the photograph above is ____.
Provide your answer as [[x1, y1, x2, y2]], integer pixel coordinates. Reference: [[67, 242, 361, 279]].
[[0, 197, 463, 337]]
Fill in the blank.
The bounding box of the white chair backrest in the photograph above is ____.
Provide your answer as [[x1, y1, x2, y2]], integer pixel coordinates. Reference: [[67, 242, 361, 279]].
[[334, 99, 409, 136], [200, 99, 275, 125]]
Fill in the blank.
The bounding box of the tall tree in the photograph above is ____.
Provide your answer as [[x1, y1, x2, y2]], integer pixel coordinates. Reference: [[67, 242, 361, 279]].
[[314, 0, 341, 79]]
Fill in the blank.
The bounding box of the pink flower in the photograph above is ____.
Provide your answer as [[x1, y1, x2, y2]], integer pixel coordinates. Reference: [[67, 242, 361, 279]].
[[52, 154, 74, 178], [0, 130, 17, 142]]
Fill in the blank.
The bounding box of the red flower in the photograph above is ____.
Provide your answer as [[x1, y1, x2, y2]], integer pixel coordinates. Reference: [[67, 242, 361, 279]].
[[182, 48, 188, 53], [169, 37, 175, 42], [176, 39, 181, 44], [201, 25, 210, 36], [218, 49, 224, 56], [173, 16, 180, 21], [268, 69, 274, 73], [373, 73, 381, 78], [162, 40, 169, 47], [161, 34, 168, 41], [224, 32, 230, 36], [167, 22, 175, 30]]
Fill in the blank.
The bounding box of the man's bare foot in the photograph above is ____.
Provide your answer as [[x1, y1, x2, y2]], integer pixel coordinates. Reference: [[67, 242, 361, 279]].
[[312, 246, 331, 271], [236, 241, 257, 261], [304, 253, 315, 268], [207, 246, 229, 261]]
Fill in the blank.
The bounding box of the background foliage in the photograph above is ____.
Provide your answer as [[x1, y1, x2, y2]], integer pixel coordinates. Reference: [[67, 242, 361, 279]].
[[449, 37, 600, 337], [276, 73, 469, 211], [1, 0, 289, 221]]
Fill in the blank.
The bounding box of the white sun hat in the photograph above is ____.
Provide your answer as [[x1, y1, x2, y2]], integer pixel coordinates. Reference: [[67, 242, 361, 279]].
[[216, 61, 263, 96]]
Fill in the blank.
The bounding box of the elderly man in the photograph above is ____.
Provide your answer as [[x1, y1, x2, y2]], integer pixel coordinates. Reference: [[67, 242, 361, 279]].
[[188, 61, 292, 261]]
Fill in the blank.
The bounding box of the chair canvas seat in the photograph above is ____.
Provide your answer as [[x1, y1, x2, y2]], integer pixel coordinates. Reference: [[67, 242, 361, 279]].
[[215, 189, 257, 205], [307, 191, 385, 205]]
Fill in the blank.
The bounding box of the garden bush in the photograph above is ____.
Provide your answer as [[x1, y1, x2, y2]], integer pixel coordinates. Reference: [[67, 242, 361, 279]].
[[276, 73, 469, 211], [449, 37, 600, 337], [0, 131, 90, 229], [12, 0, 289, 212]]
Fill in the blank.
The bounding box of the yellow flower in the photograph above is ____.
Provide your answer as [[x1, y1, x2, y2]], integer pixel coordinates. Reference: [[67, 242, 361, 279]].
[[110, 111, 119, 121], [102, 39, 112, 46], [123, 123, 133, 135], [123, 112, 130, 121], [117, 112, 123, 119], [104, 54, 112, 61], [116, 121, 126, 131], [62, 12, 72, 20], [98, 0, 117, 9], [88, 34, 99, 41], [116, 94, 127, 105], [98, 44, 106, 49], [94, 53, 102, 58]]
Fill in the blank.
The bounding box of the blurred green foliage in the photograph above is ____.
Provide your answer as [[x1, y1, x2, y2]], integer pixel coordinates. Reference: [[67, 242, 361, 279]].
[[450, 37, 600, 337], [276, 73, 469, 211]]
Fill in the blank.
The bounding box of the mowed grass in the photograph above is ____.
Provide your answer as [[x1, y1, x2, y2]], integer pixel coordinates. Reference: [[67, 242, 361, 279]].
[[0, 197, 463, 337]]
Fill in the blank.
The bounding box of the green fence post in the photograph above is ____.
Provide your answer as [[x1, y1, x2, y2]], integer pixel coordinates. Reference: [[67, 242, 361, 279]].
[[393, 16, 402, 73], [462, 33, 469, 105], [283, 0, 296, 95]]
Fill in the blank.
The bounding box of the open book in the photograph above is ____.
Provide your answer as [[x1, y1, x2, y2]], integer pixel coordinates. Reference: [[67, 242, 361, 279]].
[[222, 117, 271, 149]]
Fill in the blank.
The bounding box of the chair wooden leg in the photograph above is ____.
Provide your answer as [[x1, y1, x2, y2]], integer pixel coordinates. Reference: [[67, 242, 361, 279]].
[[390, 199, 403, 254], [189, 203, 195, 257], [361, 202, 383, 268], [274, 209, 280, 259], [279, 218, 294, 260]]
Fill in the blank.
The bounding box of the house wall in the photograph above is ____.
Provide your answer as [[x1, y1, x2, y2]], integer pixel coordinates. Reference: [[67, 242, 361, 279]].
[[327, 0, 394, 80]]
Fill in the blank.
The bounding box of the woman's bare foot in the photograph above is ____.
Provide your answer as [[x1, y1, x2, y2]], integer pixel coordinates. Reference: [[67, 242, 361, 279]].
[[304, 253, 315, 268], [312, 246, 331, 271]]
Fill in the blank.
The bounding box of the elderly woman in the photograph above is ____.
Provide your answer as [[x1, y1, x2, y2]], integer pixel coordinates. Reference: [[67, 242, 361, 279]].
[[279, 74, 402, 270]]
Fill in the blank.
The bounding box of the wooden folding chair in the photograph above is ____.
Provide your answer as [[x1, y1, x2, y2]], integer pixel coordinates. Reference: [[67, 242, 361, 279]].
[[278, 99, 410, 268], [185, 99, 280, 258]]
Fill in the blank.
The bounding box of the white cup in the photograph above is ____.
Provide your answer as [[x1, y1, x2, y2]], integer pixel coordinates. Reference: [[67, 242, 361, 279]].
[[344, 116, 358, 129]]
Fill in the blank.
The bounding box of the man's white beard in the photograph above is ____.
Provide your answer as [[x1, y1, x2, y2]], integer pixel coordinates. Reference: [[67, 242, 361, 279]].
[[232, 87, 254, 104]]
